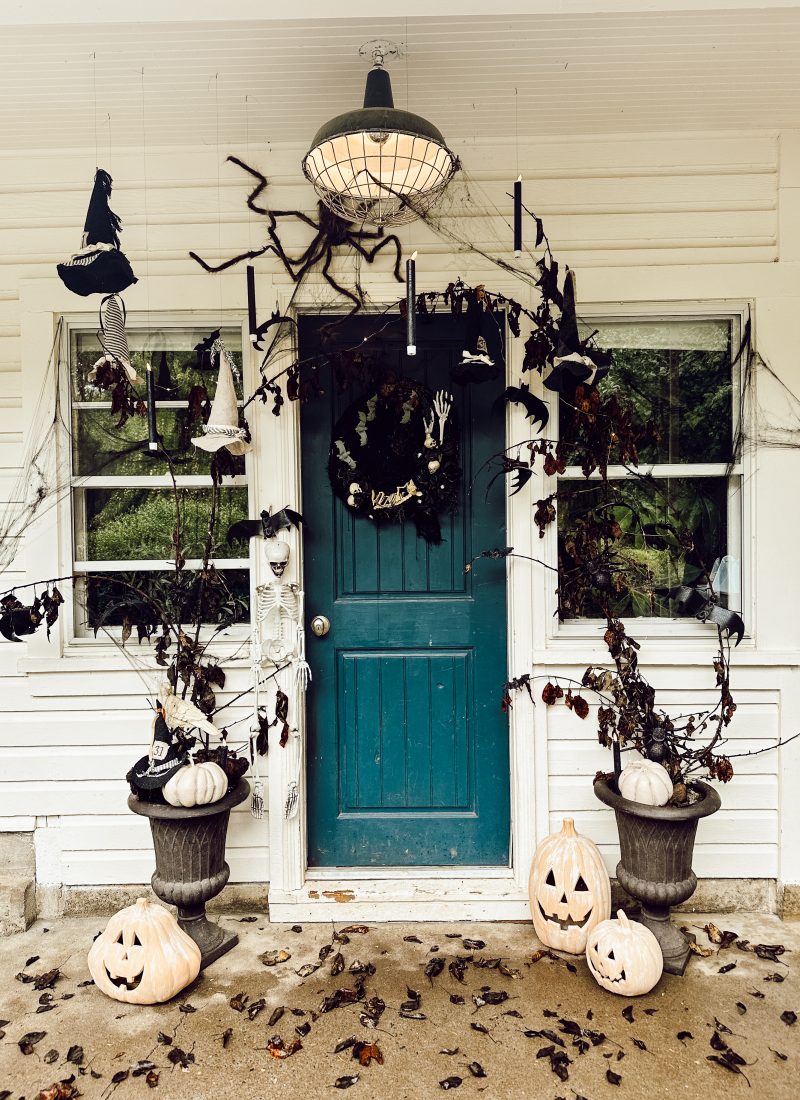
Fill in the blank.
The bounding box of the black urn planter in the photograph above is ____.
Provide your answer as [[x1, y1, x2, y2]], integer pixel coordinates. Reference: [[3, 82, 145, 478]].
[[129, 778, 250, 969], [594, 775, 721, 976]]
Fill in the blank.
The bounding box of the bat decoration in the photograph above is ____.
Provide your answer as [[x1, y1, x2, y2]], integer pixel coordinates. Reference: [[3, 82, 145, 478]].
[[494, 383, 549, 433], [193, 329, 221, 372], [671, 584, 745, 646], [246, 265, 295, 350], [227, 506, 303, 545], [484, 455, 533, 500]]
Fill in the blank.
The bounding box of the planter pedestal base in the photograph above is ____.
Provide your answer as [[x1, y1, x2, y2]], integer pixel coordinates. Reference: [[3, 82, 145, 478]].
[[129, 778, 250, 970], [595, 776, 720, 977]]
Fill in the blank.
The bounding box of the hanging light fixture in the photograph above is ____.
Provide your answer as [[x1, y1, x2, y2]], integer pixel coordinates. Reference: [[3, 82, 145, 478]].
[[302, 41, 459, 228]]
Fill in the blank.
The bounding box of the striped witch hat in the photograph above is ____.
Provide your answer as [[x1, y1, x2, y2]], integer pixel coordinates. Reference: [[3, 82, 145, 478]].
[[89, 294, 138, 384]]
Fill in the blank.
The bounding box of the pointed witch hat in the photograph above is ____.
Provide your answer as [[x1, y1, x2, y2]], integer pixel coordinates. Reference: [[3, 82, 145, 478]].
[[88, 293, 138, 384], [57, 169, 137, 297], [544, 269, 611, 393], [191, 339, 251, 455]]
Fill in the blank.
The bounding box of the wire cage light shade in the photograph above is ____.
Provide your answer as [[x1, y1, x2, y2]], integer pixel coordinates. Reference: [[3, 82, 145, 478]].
[[302, 64, 458, 228]]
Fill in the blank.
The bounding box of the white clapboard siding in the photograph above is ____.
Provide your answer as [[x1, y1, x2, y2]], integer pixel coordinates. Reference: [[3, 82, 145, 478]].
[[0, 125, 795, 896]]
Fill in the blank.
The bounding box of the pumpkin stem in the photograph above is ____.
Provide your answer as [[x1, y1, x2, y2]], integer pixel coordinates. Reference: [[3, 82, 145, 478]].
[[561, 818, 577, 837], [616, 909, 629, 927]]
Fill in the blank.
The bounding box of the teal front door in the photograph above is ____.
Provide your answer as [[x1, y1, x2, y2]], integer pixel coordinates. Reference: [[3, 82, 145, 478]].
[[300, 313, 509, 867]]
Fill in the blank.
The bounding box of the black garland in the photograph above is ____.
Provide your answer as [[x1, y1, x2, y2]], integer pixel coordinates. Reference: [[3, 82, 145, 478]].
[[327, 378, 460, 544]]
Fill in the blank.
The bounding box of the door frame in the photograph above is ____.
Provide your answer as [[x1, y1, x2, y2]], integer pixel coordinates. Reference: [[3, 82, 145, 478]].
[[262, 277, 544, 921]]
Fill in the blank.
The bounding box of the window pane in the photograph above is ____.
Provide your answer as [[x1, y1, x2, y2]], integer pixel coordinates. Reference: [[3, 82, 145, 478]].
[[557, 476, 736, 619], [76, 569, 250, 631], [71, 407, 218, 477], [74, 486, 250, 562], [561, 318, 734, 465], [70, 326, 243, 404]]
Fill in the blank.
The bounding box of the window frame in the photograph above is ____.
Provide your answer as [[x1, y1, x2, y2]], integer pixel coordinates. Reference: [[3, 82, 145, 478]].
[[61, 311, 253, 646], [544, 301, 753, 645]]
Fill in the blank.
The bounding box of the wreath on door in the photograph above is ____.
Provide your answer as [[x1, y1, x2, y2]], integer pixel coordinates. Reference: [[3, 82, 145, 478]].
[[327, 377, 461, 544]]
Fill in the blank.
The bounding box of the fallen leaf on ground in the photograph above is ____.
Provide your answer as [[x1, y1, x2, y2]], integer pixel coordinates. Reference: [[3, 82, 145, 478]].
[[439, 1077, 462, 1090], [259, 949, 291, 966], [334, 1077, 359, 1089], [780, 1010, 797, 1025], [18, 1030, 46, 1054]]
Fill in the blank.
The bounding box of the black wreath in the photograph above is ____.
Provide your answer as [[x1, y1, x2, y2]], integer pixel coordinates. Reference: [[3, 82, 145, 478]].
[[328, 378, 461, 544]]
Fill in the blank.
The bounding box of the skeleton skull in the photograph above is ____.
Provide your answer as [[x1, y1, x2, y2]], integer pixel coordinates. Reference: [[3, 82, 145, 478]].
[[266, 539, 290, 577]]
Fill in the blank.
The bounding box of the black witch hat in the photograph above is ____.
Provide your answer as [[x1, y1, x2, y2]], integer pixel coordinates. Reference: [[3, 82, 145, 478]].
[[57, 169, 137, 297], [544, 269, 611, 393], [128, 710, 186, 793]]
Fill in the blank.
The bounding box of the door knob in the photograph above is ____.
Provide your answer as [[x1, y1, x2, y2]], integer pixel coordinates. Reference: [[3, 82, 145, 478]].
[[311, 614, 331, 637]]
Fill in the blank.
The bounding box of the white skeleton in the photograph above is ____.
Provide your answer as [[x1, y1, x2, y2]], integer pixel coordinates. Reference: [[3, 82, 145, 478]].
[[253, 540, 310, 690]]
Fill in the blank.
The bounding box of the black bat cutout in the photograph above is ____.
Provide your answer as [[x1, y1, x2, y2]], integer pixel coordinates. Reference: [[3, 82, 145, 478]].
[[227, 507, 303, 545], [494, 383, 549, 433], [193, 329, 221, 372], [671, 584, 745, 646], [510, 466, 533, 497]]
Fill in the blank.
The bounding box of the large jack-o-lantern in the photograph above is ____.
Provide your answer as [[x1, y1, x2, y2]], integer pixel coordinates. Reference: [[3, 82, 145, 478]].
[[87, 897, 201, 1004], [586, 909, 663, 996], [529, 817, 611, 954]]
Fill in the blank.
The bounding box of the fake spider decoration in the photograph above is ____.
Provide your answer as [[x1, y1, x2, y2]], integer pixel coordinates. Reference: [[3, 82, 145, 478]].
[[189, 156, 404, 311]]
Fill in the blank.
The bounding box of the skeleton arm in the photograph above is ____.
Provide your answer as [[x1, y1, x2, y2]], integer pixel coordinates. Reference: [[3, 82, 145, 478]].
[[295, 587, 311, 691]]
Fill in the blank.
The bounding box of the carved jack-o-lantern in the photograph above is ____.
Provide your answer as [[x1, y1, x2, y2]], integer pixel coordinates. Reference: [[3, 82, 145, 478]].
[[87, 897, 201, 1004], [586, 909, 663, 996], [529, 817, 611, 954]]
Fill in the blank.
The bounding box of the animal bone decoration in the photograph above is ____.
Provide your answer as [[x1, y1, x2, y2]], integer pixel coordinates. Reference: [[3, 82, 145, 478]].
[[528, 817, 611, 954], [327, 378, 460, 544]]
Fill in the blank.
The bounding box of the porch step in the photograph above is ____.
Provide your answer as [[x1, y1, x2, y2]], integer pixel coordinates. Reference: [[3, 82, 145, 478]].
[[0, 874, 36, 935]]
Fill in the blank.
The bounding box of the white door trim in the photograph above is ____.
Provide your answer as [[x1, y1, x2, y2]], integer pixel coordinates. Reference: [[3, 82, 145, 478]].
[[264, 276, 541, 921]]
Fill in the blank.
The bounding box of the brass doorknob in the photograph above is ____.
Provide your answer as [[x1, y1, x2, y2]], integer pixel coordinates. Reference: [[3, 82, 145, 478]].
[[311, 614, 331, 637]]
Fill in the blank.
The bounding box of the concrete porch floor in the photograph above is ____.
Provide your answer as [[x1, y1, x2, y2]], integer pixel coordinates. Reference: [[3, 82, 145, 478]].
[[0, 911, 797, 1099]]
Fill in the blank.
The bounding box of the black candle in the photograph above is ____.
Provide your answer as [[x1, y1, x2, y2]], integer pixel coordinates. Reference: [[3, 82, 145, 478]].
[[406, 251, 417, 356], [513, 175, 522, 257], [246, 264, 258, 345], [146, 363, 158, 452]]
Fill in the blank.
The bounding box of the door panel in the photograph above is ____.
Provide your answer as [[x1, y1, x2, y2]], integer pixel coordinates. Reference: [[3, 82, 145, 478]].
[[300, 313, 509, 867]]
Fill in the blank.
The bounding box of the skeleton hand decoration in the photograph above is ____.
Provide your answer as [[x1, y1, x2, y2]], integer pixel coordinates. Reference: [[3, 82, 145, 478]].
[[433, 390, 453, 446], [422, 409, 436, 450]]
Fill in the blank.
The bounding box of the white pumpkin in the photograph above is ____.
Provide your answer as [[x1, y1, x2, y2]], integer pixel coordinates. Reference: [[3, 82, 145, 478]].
[[88, 897, 201, 1004], [586, 909, 663, 996], [618, 758, 673, 807], [163, 761, 228, 808], [529, 817, 611, 954]]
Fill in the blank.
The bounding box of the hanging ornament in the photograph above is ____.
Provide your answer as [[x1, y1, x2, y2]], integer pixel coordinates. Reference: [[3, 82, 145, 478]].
[[88, 294, 138, 384], [406, 251, 417, 355], [57, 168, 137, 297], [544, 270, 612, 394], [513, 175, 522, 256], [328, 379, 460, 544], [190, 338, 251, 455]]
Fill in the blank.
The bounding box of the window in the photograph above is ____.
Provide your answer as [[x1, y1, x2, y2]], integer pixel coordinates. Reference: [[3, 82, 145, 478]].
[[67, 322, 251, 638], [556, 314, 743, 621]]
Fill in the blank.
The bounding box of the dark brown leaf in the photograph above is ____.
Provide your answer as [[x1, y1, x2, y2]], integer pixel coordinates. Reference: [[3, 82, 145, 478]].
[[66, 1044, 84, 1065], [334, 1077, 359, 1089], [229, 991, 249, 1012], [352, 1041, 383, 1067], [18, 1030, 46, 1054], [719, 963, 737, 974], [439, 1077, 462, 1090], [157, 1031, 173, 1045], [339, 925, 369, 935], [111, 1070, 130, 1084], [26, 955, 40, 966], [467, 1062, 486, 1078], [329, 952, 345, 977], [34, 969, 60, 990], [463, 939, 485, 950], [770, 1048, 788, 1061], [43, 1049, 59, 1064], [266, 1035, 303, 1059], [425, 957, 445, 980], [607, 1069, 622, 1086], [221, 1028, 233, 1048], [403, 935, 422, 944], [780, 1010, 797, 1026], [146, 1070, 159, 1088], [622, 1006, 634, 1023], [736, 1002, 747, 1015], [268, 1007, 285, 1027]]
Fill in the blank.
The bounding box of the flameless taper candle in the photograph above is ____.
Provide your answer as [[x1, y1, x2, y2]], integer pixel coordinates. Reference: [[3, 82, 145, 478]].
[[406, 251, 417, 356], [246, 264, 258, 345], [513, 175, 522, 257], [146, 363, 158, 452]]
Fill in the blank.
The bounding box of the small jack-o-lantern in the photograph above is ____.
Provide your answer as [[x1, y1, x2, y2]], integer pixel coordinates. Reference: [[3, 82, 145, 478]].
[[88, 897, 201, 1004], [529, 817, 611, 954], [586, 909, 663, 996]]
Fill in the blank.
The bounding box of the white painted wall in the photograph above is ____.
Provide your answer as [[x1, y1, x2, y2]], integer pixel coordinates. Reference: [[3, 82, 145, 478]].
[[1, 129, 799, 911]]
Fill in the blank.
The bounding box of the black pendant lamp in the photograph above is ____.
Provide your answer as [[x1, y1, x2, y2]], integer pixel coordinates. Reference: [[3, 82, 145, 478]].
[[302, 42, 458, 228]]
